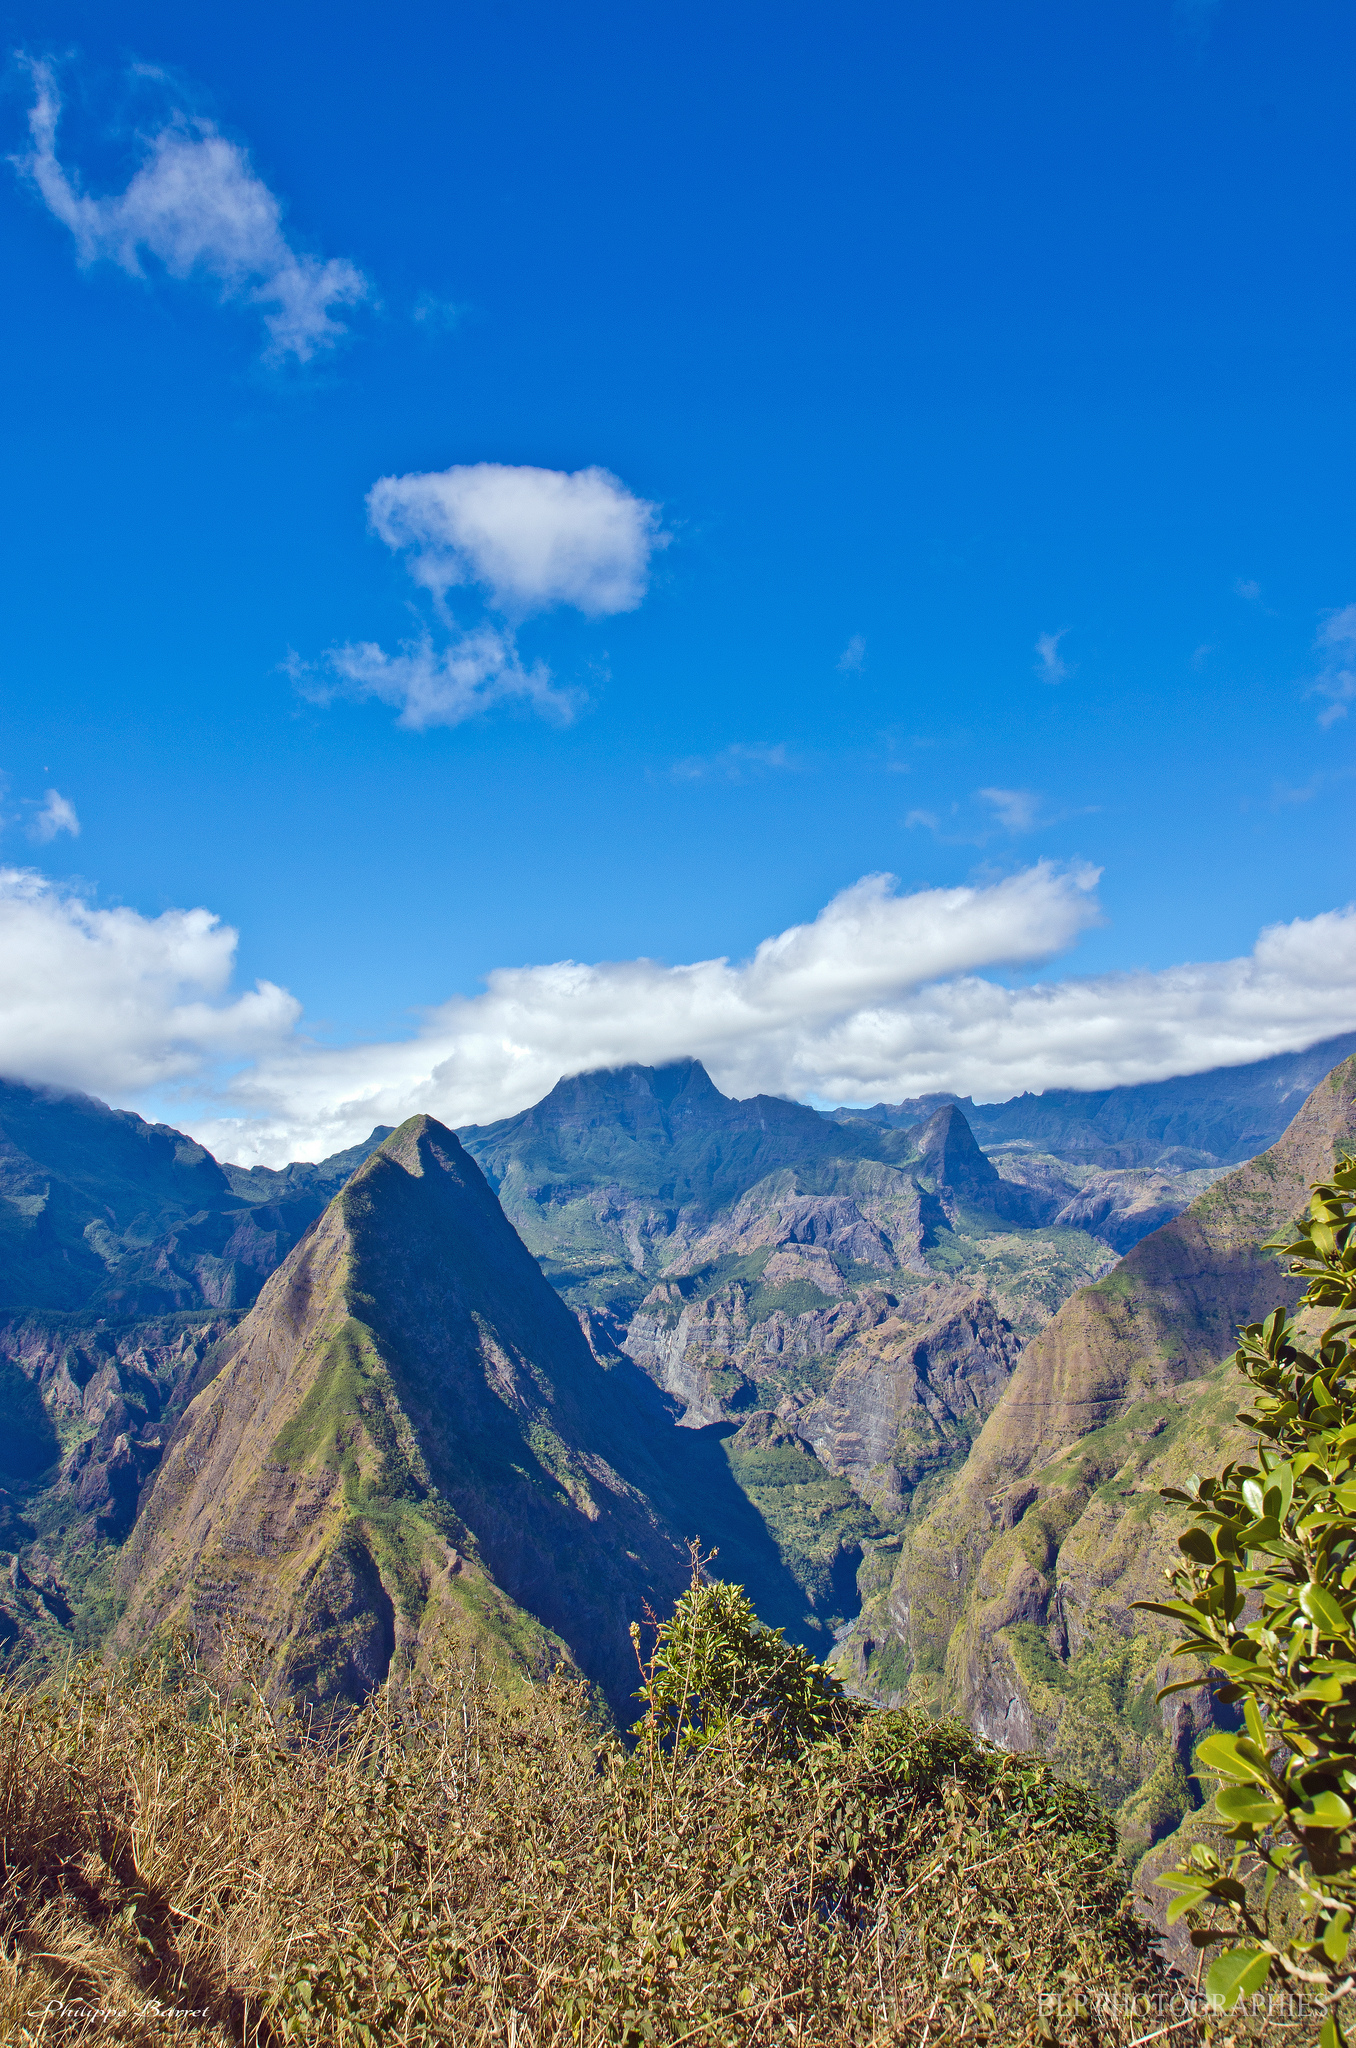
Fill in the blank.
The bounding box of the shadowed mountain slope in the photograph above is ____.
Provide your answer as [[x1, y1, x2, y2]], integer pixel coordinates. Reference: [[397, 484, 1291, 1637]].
[[0, 1074, 392, 1319], [116, 1117, 817, 1716], [842, 1052, 1356, 1856], [456, 1062, 1136, 1625]]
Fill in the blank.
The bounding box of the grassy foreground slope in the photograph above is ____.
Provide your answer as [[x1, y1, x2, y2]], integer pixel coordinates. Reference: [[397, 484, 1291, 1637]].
[[0, 1635, 1178, 2047], [842, 1054, 1356, 1855]]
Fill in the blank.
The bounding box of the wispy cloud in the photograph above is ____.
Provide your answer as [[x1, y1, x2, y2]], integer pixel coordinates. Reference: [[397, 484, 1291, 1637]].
[[303, 462, 667, 729], [1312, 605, 1356, 728], [11, 57, 369, 362], [291, 631, 575, 732], [1034, 629, 1069, 683], [671, 743, 793, 784], [903, 809, 939, 831], [27, 789, 79, 842], [1233, 577, 1262, 603], [411, 292, 464, 332], [836, 634, 866, 675], [977, 787, 1040, 833]]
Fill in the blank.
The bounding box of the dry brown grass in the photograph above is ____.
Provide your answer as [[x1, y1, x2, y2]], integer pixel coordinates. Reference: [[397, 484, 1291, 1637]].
[[0, 1645, 1207, 2047]]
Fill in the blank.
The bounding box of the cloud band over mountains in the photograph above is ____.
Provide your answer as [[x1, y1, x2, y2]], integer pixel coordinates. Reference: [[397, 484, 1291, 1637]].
[[3, 863, 1356, 1166]]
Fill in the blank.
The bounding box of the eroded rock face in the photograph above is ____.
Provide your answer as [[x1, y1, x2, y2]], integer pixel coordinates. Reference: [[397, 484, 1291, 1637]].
[[0, 1314, 233, 1543], [798, 1289, 1023, 1509], [671, 1168, 924, 1277]]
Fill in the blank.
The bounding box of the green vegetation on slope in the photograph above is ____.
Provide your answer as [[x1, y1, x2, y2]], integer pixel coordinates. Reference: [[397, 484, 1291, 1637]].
[[839, 1054, 1356, 1856]]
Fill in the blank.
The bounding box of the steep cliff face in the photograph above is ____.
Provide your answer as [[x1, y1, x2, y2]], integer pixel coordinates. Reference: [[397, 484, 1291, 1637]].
[[115, 1117, 825, 1714], [842, 1054, 1356, 1853]]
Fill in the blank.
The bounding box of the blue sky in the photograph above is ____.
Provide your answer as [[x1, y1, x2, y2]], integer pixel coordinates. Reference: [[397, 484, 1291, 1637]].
[[4, 1, 1356, 1159]]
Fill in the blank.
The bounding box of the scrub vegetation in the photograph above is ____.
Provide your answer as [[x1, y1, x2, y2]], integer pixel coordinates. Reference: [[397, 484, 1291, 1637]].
[[0, 1573, 1177, 2048]]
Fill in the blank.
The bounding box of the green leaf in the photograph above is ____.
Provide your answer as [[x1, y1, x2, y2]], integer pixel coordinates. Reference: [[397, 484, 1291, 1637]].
[[1300, 1583, 1352, 1636], [1242, 1478, 1266, 1517], [1132, 1598, 1213, 1624], [1297, 1791, 1354, 1828], [1298, 1676, 1347, 1703], [1321, 2013, 1346, 2048], [1197, 1732, 1275, 1788], [1204, 1947, 1271, 2008], [1323, 1912, 1351, 1965], [1179, 1526, 1218, 1566], [1264, 1468, 1294, 1519], [1215, 1785, 1283, 1827]]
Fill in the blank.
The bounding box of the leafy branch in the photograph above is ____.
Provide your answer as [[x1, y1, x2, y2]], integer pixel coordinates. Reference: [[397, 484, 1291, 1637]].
[[1135, 1159, 1356, 2037]]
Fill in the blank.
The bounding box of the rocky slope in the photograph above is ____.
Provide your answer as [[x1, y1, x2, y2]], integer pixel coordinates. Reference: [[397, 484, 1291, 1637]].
[[839, 1051, 1356, 1858], [459, 1066, 1150, 1621], [0, 1074, 391, 1321], [460, 1065, 1123, 1420], [115, 1118, 822, 1715]]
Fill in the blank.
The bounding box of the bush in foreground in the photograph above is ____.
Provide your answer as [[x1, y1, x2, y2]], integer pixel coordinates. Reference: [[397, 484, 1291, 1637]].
[[0, 1586, 1173, 2046], [1138, 1162, 1356, 2042]]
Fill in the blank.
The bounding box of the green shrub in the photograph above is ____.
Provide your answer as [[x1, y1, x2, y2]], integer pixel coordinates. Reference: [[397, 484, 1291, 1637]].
[[1137, 1160, 1356, 2039], [630, 1571, 852, 1755]]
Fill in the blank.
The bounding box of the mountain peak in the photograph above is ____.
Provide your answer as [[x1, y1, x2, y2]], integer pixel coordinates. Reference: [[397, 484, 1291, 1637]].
[[538, 1058, 725, 1117], [115, 1106, 703, 1714], [913, 1103, 999, 1196]]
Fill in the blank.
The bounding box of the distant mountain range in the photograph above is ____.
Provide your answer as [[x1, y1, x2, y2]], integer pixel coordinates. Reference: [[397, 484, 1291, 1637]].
[[824, 1028, 1356, 1166], [0, 1029, 1353, 1877]]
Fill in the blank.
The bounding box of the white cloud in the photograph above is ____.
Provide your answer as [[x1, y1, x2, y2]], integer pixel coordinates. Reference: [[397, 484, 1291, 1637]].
[[671, 743, 792, 784], [1234, 577, 1262, 603], [28, 790, 79, 842], [12, 59, 368, 362], [904, 810, 939, 831], [367, 462, 666, 617], [1034, 629, 1069, 682], [294, 629, 575, 731], [836, 634, 866, 674], [7, 863, 1356, 1172], [0, 868, 297, 1101], [977, 787, 1040, 832], [1313, 605, 1356, 728], [306, 460, 665, 732], [178, 863, 1104, 1160]]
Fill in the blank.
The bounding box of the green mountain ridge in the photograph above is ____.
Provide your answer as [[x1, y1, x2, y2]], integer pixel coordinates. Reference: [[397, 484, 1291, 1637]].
[[829, 1026, 1356, 1167]]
